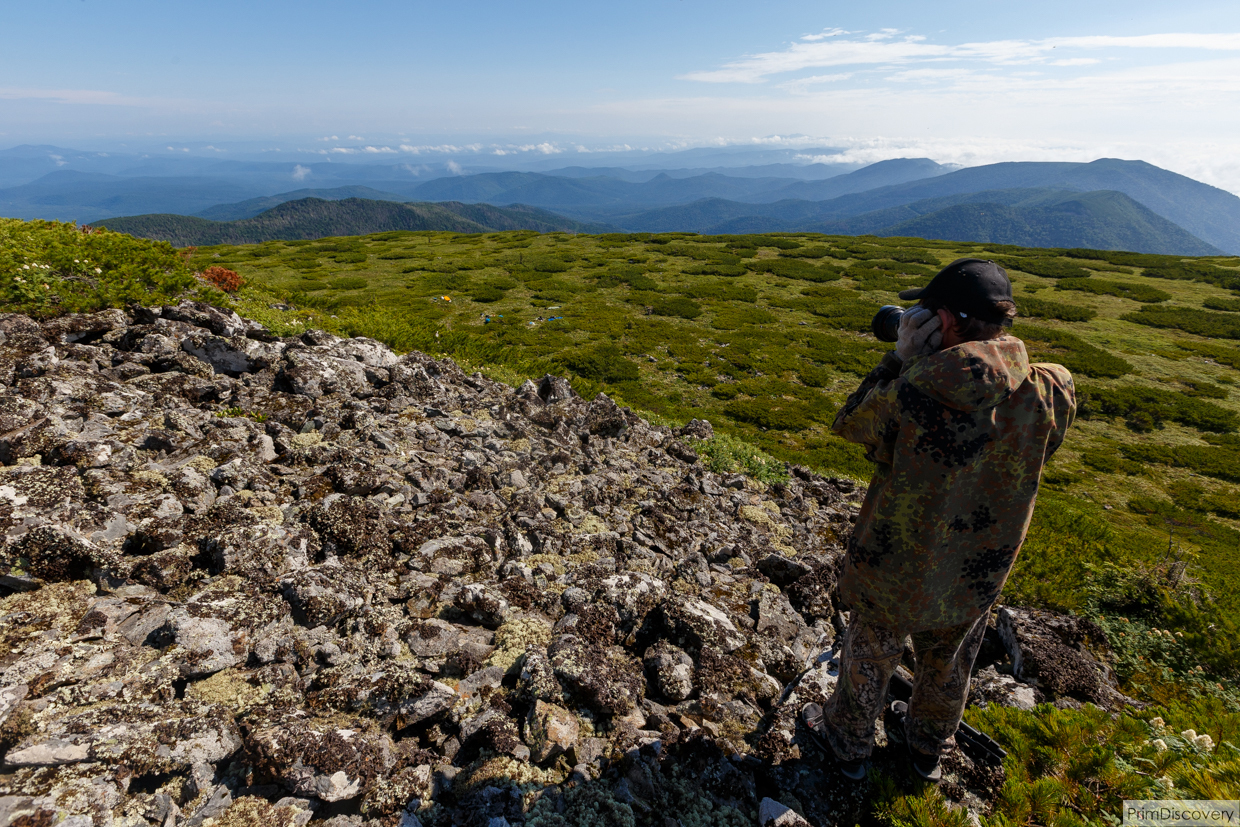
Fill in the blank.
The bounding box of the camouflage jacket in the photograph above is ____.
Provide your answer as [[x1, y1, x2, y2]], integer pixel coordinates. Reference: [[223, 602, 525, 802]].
[[831, 337, 1075, 633]]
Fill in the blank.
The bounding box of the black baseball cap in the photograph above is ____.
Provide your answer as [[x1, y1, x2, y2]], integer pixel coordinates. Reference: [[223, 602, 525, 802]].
[[898, 258, 1014, 324]]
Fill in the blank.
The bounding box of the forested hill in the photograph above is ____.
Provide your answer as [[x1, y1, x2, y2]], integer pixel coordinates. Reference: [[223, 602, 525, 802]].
[[94, 197, 615, 245]]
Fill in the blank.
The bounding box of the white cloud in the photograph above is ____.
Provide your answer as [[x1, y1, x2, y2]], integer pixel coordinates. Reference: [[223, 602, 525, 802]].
[[801, 28, 849, 42], [292, 164, 311, 181], [446, 160, 463, 174], [779, 73, 854, 93], [681, 30, 1240, 84], [0, 87, 166, 106], [348, 135, 364, 140], [362, 146, 397, 153]]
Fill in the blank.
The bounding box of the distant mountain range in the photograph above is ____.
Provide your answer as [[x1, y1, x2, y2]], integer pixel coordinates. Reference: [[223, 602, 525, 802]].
[[93, 198, 616, 245], [6, 143, 1238, 255]]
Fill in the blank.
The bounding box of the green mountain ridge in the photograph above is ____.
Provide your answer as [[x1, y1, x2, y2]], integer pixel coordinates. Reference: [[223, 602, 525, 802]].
[[852, 190, 1221, 255], [94, 197, 617, 244]]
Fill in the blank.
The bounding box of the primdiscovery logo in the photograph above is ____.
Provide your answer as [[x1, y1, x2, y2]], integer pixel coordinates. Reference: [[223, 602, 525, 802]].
[[1124, 801, 1240, 826]]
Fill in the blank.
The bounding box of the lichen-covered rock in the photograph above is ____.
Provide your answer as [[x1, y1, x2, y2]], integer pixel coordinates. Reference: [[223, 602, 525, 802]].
[[526, 700, 579, 763], [997, 606, 1130, 708], [244, 713, 396, 802], [548, 634, 645, 715], [643, 641, 695, 703]]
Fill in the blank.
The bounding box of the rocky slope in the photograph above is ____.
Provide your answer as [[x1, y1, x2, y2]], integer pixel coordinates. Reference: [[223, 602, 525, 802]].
[[0, 304, 1124, 827]]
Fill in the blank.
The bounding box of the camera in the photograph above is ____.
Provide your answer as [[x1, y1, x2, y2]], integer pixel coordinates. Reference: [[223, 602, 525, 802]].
[[871, 305, 905, 342]]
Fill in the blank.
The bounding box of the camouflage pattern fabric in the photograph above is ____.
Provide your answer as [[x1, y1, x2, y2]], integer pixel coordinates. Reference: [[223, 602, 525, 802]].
[[822, 611, 987, 760], [831, 337, 1075, 633]]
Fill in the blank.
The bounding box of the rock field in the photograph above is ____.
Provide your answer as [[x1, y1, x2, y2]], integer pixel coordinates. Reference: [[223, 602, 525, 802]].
[[0, 303, 1126, 827]]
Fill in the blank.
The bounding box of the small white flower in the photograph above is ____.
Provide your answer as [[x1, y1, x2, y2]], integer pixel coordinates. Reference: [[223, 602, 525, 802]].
[[1194, 734, 1215, 751], [95, 267, 102, 274], [1150, 717, 1165, 729], [1151, 739, 1168, 752], [74, 259, 79, 263], [22, 264, 29, 270], [1181, 729, 1197, 740], [1159, 776, 1174, 788]]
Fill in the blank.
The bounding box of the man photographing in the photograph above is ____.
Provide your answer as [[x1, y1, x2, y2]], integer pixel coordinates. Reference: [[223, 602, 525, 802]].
[[802, 259, 1076, 782]]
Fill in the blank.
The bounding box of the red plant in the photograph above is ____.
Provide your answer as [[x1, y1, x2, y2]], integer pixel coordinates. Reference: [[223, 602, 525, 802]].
[[201, 265, 243, 293]]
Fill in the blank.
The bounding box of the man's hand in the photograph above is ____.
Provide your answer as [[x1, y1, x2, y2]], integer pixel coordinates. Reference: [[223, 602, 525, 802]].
[[895, 307, 943, 361]]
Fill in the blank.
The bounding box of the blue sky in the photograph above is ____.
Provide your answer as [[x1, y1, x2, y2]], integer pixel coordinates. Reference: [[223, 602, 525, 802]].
[[4, 0, 1240, 190]]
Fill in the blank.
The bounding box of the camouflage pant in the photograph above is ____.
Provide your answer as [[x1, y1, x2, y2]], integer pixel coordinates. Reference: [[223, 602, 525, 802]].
[[821, 612, 987, 761]]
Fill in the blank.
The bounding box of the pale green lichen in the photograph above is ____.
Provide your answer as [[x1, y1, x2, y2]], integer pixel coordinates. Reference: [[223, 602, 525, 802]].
[[184, 455, 217, 473], [131, 470, 169, 489], [485, 616, 554, 671], [289, 431, 322, 448], [524, 780, 636, 827]]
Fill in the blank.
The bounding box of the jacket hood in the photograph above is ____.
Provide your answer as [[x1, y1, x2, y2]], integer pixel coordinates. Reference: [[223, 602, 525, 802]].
[[903, 337, 1031, 411]]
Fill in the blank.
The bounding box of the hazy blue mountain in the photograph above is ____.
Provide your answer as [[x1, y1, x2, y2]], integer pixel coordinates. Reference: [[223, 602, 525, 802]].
[[94, 197, 616, 245], [793, 159, 1240, 253], [617, 187, 1218, 255], [195, 186, 411, 221], [756, 158, 955, 202], [405, 170, 800, 208], [0, 171, 263, 224], [840, 190, 1219, 255], [543, 163, 855, 181]]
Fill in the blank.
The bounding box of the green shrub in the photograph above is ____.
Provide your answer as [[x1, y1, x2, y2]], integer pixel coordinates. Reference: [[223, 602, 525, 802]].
[[1121, 442, 1240, 482], [1056, 277, 1171, 303], [1143, 262, 1240, 290], [749, 258, 843, 282], [711, 306, 776, 329], [1079, 384, 1237, 433], [851, 259, 938, 276], [1018, 295, 1098, 322], [665, 244, 741, 264], [802, 331, 892, 375], [993, 256, 1091, 279], [690, 431, 789, 484], [683, 263, 747, 277], [1122, 306, 1240, 339], [558, 344, 640, 382], [1176, 339, 1240, 369], [331, 252, 368, 264], [1017, 324, 1133, 378], [779, 245, 832, 259], [682, 281, 757, 302], [526, 256, 571, 272], [1204, 297, 1240, 312], [649, 296, 702, 319], [328, 276, 368, 290], [1081, 449, 1145, 475], [723, 398, 816, 431], [0, 218, 198, 315]]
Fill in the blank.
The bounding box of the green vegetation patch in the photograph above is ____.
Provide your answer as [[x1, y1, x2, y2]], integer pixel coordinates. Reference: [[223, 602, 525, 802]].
[[1204, 297, 1240, 312], [994, 256, 1092, 279], [0, 218, 198, 315], [1017, 324, 1134, 378], [648, 296, 703, 319], [1080, 384, 1238, 433], [750, 258, 843, 282], [1122, 306, 1240, 339], [1017, 295, 1098, 322], [1056, 277, 1172, 303]]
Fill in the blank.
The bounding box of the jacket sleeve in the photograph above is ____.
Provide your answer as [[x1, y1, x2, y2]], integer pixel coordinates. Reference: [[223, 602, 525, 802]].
[[1040, 365, 1077, 463], [831, 352, 905, 464]]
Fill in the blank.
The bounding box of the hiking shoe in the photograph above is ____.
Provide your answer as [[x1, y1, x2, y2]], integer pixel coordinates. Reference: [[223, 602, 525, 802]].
[[910, 748, 943, 783], [890, 701, 943, 782], [801, 702, 867, 781]]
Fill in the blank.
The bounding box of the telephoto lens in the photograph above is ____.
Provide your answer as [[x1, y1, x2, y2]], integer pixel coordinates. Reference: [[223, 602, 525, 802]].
[[871, 305, 905, 342]]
